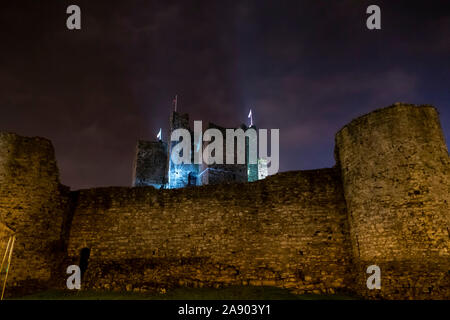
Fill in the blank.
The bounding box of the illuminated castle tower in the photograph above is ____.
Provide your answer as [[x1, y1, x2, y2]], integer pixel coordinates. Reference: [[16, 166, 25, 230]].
[[132, 107, 268, 189], [246, 124, 259, 183], [166, 111, 200, 188], [257, 158, 268, 180]]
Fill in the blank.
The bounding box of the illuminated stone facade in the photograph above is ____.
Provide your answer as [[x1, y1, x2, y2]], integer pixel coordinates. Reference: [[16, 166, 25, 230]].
[[133, 112, 263, 189]]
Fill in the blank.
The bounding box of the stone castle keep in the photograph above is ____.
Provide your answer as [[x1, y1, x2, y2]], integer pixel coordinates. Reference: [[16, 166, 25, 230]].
[[131, 111, 265, 189], [0, 103, 449, 299]]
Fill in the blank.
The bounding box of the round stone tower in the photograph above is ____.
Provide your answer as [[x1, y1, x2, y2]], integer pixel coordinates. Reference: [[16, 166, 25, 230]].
[[0, 132, 68, 296], [335, 103, 450, 299]]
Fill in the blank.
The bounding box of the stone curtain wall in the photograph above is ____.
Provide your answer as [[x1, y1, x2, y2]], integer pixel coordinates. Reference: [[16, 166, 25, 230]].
[[1, 103, 448, 299], [0, 133, 69, 296], [67, 169, 354, 295], [335, 104, 450, 299]]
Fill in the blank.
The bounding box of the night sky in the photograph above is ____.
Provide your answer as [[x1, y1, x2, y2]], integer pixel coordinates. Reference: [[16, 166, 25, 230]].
[[0, 0, 449, 190]]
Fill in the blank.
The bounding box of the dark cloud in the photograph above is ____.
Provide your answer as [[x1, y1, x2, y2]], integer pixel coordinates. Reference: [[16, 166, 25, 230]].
[[0, 0, 449, 189]]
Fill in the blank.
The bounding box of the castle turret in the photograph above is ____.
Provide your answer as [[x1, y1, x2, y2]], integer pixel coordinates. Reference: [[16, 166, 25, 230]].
[[245, 124, 259, 182], [132, 140, 167, 188], [335, 104, 450, 299], [0, 132, 68, 296], [166, 112, 199, 188]]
